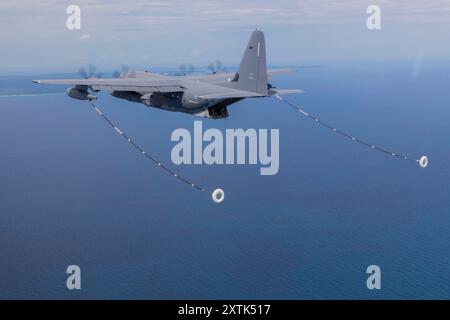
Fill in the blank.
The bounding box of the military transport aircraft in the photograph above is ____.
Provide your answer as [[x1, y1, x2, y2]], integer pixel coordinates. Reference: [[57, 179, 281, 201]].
[[33, 30, 302, 119]]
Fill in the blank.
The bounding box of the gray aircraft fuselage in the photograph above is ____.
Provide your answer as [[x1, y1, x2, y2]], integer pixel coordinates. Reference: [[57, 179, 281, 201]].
[[115, 72, 247, 118], [34, 30, 301, 119]]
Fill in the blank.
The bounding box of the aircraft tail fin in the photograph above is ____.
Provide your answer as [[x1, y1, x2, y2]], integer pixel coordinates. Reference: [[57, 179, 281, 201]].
[[235, 30, 268, 95]]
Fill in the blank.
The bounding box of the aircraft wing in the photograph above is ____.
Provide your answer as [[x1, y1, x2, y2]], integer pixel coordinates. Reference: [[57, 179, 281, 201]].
[[198, 89, 267, 100], [32, 78, 185, 93]]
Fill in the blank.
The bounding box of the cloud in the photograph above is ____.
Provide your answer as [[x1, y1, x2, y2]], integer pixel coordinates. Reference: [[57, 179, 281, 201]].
[[190, 49, 202, 57], [79, 34, 93, 40], [2, 0, 450, 72], [63, 54, 82, 61], [3, 0, 450, 32]]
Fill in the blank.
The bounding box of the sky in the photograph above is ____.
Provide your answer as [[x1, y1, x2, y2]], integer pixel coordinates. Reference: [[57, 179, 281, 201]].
[[1, 0, 450, 73]]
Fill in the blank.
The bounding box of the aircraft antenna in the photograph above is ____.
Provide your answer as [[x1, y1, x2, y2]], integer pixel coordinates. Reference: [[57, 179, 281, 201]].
[[274, 95, 428, 168]]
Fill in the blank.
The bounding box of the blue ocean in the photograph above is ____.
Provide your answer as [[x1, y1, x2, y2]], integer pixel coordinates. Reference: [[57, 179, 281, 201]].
[[0, 62, 449, 299]]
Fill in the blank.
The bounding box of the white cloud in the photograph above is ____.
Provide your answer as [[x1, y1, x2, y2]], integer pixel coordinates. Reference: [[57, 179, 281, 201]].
[[2, 0, 450, 72], [63, 54, 82, 61], [190, 49, 202, 57], [3, 0, 450, 31], [79, 34, 92, 40]]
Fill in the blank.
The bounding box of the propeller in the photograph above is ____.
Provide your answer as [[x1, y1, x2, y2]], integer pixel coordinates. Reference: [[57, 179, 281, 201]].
[[78, 64, 102, 79], [175, 63, 195, 76], [112, 70, 120, 78], [112, 65, 130, 78], [76, 64, 101, 94], [207, 60, 227, 74]]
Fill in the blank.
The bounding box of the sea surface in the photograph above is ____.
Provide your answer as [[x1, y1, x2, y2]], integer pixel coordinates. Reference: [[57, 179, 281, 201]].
[[0, 62, 449, 299]]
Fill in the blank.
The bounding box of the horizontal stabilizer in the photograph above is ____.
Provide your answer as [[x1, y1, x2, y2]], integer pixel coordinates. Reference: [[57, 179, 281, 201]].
[[269, 89, 304, 95], [267, 68, 294, 76]]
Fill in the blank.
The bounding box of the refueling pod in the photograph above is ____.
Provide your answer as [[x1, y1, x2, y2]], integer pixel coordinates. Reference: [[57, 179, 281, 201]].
[[66, 86, 97, 101]]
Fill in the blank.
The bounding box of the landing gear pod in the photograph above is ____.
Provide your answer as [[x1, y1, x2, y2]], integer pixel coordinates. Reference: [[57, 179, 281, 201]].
[[418, 156, 429, 168], [212, 189, 225, 203]]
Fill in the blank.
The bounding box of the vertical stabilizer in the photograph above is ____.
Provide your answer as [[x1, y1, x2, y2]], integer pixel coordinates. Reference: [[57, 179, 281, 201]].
[[235, 30, 268, 94]]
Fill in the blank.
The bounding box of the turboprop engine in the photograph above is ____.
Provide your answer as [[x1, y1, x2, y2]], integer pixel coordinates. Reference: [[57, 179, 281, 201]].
[[66, 86, 97, 101]]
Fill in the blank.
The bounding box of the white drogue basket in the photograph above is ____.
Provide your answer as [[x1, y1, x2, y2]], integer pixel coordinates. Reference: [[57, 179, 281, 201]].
[[212, 189, 225, 203]]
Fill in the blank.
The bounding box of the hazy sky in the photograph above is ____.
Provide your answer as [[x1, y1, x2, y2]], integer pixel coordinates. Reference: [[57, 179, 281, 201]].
[[1, 0, 450, 73]]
